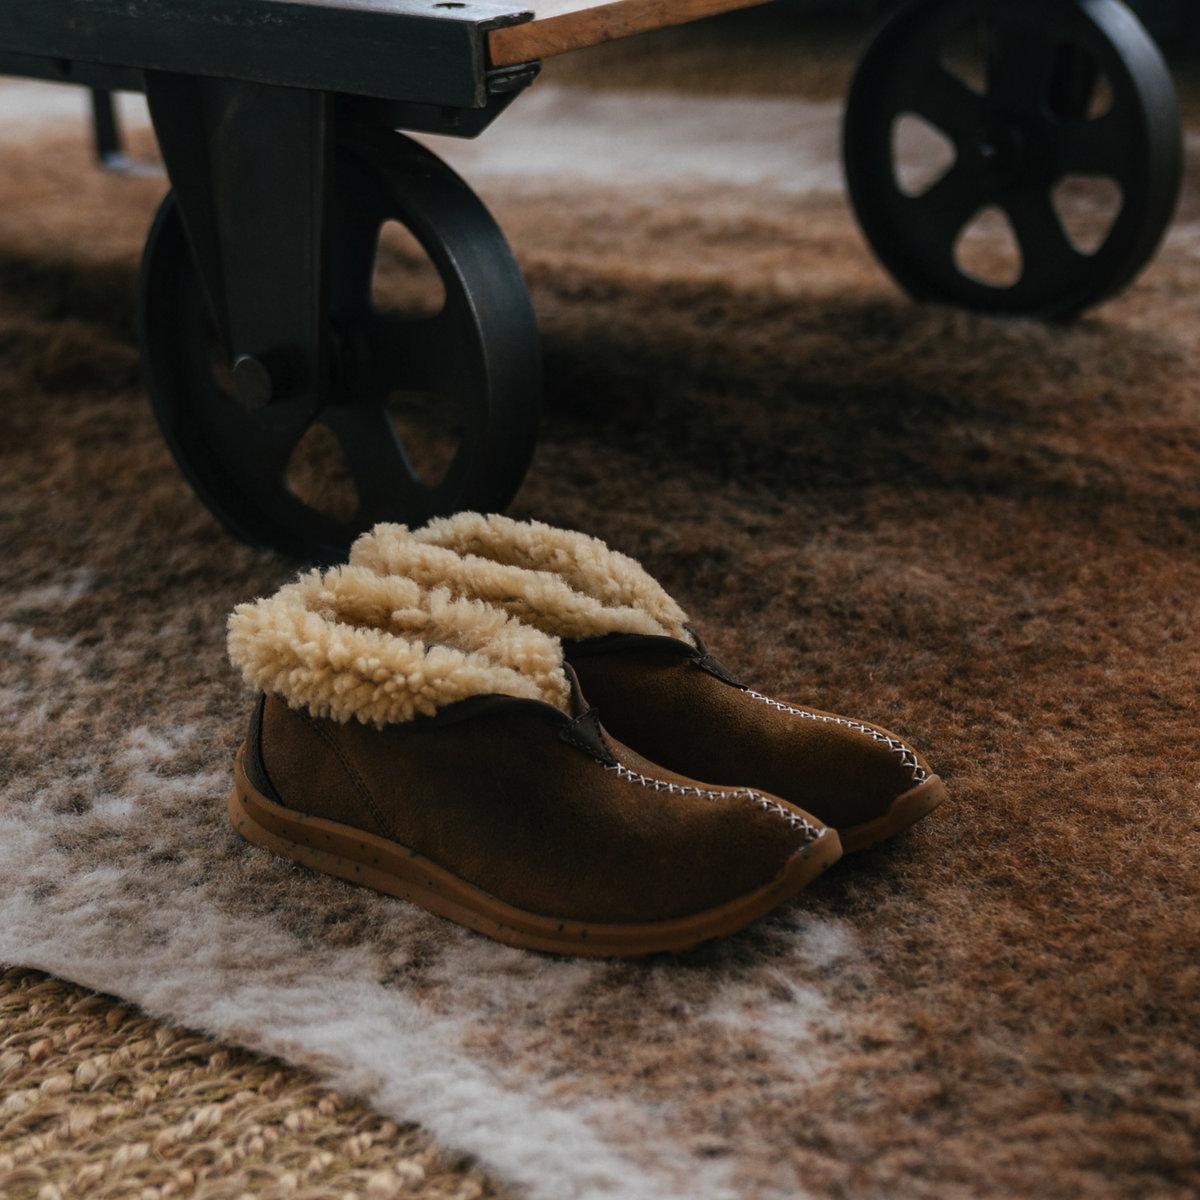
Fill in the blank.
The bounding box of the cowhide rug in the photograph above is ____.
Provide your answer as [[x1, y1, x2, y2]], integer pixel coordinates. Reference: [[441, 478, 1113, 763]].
[[2, 43, 1199, 1200]]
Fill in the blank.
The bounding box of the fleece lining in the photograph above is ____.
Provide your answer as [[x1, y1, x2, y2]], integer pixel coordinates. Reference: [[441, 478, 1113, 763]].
[[349, 514, 693, 644], [227, 565, 570, 726]]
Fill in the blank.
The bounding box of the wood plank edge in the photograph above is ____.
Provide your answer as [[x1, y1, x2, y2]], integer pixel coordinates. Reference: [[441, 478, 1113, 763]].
[[488, 0, 774, 67]]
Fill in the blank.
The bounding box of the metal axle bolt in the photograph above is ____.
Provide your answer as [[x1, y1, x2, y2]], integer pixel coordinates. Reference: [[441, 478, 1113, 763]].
[[232, 354, 281, 410]]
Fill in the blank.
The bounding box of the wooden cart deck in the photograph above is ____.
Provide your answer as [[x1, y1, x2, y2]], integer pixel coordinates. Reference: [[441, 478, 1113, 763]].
[[487, 0, 772, 67], [0, 0, 774, 111]]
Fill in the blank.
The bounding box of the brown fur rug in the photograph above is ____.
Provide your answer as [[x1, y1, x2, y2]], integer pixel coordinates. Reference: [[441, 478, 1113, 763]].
[[3, 32, 1200, 1198]]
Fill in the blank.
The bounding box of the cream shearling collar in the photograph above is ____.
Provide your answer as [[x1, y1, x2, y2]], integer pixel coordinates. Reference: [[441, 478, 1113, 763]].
[[349, 513, 693, 644], [227, 564, 570, 726]]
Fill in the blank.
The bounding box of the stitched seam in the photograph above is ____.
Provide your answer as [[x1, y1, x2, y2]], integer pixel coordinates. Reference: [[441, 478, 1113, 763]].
[[303, 714, 397, 840], [744, 691, 931, 785], [604, 762, 824, 843]]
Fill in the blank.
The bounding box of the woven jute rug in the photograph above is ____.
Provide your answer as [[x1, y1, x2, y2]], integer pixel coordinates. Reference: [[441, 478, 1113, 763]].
[[3, 12, 1200, 1199]]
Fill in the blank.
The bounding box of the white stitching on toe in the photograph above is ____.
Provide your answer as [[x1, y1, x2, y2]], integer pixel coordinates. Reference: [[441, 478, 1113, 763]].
[[605, 762, 825, 843], [743, 691, 931, 786]]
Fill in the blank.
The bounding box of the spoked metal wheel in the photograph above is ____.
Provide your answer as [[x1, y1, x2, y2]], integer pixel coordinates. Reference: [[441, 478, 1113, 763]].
[[843, 0, 1182, 317], [138, 129, 541, 563]]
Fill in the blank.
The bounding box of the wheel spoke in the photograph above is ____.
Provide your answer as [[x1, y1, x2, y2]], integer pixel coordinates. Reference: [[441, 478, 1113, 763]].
[[901, 159, 987, 259], [985, 23, 1058, 116], [893, 62, 986, 148], [231, 406, 306, 482], [202, 396, 329, 519], [366, 308, 468, 397], [1060, 113, 1129, 181], [321, 402, 432, 522], [1046, 41, 1102, 121], [1003, 187, 1084, 279]]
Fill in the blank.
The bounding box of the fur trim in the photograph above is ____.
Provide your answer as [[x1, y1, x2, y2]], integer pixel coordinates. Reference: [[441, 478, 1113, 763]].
[[227, 565, 570, 726], [349, 514, 692, 643]]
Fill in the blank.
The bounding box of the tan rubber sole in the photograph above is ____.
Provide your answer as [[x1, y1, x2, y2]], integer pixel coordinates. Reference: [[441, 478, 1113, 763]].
[[838, 774, 948, 853], [229, 746, 842, 958]]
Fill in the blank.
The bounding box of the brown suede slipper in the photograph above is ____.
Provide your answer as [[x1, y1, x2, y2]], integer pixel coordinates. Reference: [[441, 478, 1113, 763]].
[[226, 565, 840, 957], [563, 630, 945, 853], [349, 514, 946, 851]]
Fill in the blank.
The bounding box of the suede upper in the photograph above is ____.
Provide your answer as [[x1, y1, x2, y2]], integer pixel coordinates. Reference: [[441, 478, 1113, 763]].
[[246, 689, 827, 924], [565, 635, 931, 831]]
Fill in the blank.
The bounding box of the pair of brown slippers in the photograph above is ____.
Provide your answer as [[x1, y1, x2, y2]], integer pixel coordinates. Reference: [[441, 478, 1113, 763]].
[[227, 514, 945, 957]]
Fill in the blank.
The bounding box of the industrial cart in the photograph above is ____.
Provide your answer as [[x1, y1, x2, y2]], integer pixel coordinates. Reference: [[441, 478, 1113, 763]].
[[0, 0, 1183, 561]]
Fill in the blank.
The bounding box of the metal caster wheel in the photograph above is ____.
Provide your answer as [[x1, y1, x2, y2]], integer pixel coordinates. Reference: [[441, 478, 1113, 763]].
[[843, 0, 1182, 317], [138, 129, 541, 563]]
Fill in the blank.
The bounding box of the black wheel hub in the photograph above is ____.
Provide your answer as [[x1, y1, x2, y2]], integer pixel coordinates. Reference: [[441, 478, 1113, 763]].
[[976, 119, 1030, 186]]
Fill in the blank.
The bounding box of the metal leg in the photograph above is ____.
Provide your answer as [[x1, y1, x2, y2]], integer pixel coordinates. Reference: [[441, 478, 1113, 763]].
[[89, 88, 163, 176], [137, 79, 542, 562], [144, 73, 335, 418], [90, 89, 121, 161]]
